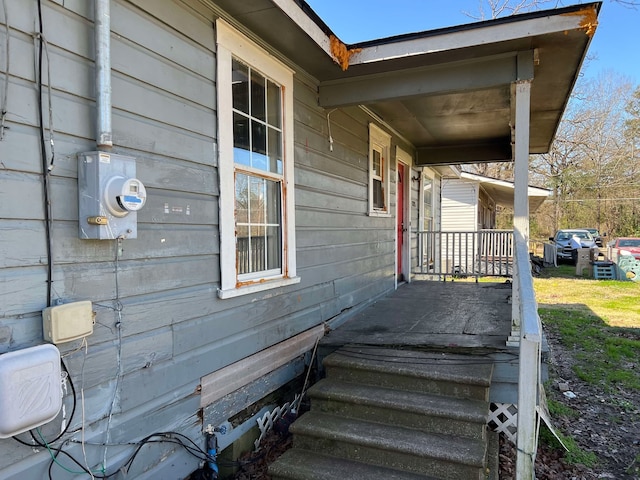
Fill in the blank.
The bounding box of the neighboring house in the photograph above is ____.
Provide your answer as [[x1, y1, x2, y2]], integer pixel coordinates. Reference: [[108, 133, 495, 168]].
[[0, 1, 597, 478], [418, 172, 551, 278], [442, 172, 551, 232]]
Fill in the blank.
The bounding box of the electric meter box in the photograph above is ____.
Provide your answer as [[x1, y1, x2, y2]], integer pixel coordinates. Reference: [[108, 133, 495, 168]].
[[0, 344, 62, 438], [78, 152, 147, 240]]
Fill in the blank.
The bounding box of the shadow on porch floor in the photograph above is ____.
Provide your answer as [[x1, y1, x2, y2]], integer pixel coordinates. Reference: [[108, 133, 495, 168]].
[[321, 280, 514, 353]]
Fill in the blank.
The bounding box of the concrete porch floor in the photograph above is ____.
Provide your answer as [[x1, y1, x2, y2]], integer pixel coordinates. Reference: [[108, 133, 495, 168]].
[[322, 281, 514, 353]]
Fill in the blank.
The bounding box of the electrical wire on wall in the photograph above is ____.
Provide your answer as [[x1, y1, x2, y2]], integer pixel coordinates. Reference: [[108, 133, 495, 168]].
[[10, 0, 76, 458], [1, 0, 10, 141], [11, 3, 246, 478], [35, 0, 54, 307], [326, 108, 336, 152], [102, 238, 125, 475]]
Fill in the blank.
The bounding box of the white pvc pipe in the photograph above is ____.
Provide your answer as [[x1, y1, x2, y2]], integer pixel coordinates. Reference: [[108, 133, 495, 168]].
[[95, 0, 112, 148]]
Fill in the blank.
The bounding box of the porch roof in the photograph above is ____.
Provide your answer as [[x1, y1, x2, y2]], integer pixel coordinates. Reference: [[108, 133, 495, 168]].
[[211, 0, 600, 166]]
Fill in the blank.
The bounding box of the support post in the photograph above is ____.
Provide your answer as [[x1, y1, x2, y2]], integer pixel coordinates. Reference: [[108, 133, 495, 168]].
[[513, 77, 536, 480]]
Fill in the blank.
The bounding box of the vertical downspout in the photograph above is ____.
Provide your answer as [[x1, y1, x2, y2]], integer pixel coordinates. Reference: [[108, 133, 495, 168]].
[[95, 0, 112, 149]]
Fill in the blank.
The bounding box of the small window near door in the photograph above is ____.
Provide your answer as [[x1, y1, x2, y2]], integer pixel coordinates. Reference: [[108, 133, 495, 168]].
[[368, 123, 391, 216]]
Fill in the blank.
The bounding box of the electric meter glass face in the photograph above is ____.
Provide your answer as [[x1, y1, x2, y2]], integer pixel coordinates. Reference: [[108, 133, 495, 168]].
[[105, 176, 147, 217]]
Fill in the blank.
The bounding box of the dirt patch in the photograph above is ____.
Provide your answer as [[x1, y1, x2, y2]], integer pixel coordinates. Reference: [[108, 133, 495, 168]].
[[500, 326, 640, 479]]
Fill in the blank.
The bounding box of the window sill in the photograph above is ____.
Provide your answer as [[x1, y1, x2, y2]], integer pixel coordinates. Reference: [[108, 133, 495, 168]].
[[368, 210, 392, 218], [217, 276, 301, 299]]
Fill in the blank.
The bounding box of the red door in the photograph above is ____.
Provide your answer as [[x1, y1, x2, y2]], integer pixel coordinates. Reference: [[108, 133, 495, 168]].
[[397, 163, 405, 280]]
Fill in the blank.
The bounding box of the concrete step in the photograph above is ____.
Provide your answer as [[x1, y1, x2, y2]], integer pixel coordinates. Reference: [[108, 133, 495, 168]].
[[323, 347, 493, 401], [269, 449, 439, 480], [307, 379, 488, 440], [289, 411, 488, 480]]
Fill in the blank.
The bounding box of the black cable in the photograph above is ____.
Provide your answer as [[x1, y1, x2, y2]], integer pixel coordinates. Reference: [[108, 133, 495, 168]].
[[48, 443, 107, 480], [36, 0, 53, 307], [41, 426, 290, 479], [12, 360, 77, 446], [28, 359, 77, 446]]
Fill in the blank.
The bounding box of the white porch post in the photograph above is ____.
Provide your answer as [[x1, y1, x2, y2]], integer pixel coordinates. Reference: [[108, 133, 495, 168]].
[[508, 50, 533, 346], [513, 65, 536, 479]]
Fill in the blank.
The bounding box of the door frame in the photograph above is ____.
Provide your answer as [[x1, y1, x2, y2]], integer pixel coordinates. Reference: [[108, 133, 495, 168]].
[[395, 146, 412, 288]]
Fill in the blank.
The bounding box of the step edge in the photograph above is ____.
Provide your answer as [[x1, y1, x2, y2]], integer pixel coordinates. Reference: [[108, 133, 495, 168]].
[[308, 383, 489, 423], [290, 412, 487, 466], [324, 356, 493, 387], [269, 449, 439, 480]]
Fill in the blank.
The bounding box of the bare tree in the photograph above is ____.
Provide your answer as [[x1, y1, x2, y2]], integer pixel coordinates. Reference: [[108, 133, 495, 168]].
[[530, 72, 637, 236], [463, 0, 560, 20], [464, 0, 638, 20]]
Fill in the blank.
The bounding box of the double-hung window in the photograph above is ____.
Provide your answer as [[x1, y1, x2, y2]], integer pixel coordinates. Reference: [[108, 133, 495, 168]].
[[216, 20, 298, 298], [368, 123, 392, 216]]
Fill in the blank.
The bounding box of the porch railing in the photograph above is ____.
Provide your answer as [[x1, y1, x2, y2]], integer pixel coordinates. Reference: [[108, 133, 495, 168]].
[[514, 237, 542, 479], [414, 229, 541, 476], [414, 230, 514, 280]]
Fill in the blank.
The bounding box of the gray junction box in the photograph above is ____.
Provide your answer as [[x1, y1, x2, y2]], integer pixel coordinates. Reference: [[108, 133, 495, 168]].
[[78, 152, 146, 240]]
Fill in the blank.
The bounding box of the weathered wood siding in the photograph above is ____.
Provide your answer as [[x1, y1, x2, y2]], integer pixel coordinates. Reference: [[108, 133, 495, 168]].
[[0, 1, 404, 478]]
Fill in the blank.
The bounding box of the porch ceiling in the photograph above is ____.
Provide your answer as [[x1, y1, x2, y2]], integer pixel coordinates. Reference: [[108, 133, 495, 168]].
[[211, 0, 600, 166]]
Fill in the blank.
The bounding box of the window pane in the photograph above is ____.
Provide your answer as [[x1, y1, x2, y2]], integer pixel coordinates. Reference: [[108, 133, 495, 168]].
[[372, 150, 381, 177], [251, 225, 266, 273], [232, 59, 249, 114], [233, 112, 250, 167], [250, 69, 266, 122], [423, 177, 433, 230], [235, 174, 282, 275], [236, 173, 249, 224], [249, 176, 265, 225], [265, 178, 281, 224], [251, 121, 267, 171], [266, 80, 281, 128], [373, 179, 384, 209], [268, 127, 283, 175], [266, 225, 282, 270], [237, 224, 250, 274]]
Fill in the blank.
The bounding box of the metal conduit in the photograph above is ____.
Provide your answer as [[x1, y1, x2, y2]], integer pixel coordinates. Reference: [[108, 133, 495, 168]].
[[95, 0, 112, 148]]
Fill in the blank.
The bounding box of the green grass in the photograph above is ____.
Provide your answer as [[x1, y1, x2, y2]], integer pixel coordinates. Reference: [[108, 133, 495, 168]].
[[535, 266, 640, 329], [534, 266, 640, 468], [538, 307, 640, 391], [546, 397, 578, 418], [535, 264, 640, 391], [539, 426, 598, 468]]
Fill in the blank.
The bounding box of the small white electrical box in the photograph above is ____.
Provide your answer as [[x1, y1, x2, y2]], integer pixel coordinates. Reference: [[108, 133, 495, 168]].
[[43, 301, 94, 344], [0, 344, 62, 438]]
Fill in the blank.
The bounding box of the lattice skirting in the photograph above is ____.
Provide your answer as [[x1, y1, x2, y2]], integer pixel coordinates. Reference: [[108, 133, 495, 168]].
[[254, 395, 300, 450], [488, 402, 518, 444]]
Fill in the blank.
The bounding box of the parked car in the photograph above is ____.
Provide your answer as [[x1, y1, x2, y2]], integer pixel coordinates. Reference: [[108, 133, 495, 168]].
[[549, 229, 599, 264], [578, 228, 604, 247], [607, 237, 640, 261]]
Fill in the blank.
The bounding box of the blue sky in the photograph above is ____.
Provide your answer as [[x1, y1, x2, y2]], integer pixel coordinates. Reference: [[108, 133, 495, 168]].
[[305, 0, 639, 85]]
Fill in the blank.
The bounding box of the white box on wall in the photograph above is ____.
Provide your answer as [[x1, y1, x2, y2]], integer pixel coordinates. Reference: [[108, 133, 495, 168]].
[[43, 301, 94, 344], [0, 344, 62, 438]]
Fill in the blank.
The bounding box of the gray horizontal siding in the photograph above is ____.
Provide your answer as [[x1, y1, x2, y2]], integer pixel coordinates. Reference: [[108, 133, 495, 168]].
[[0, 0, 411, 478]]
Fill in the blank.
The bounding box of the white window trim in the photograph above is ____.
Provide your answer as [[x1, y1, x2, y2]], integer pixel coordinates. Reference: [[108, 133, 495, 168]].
[[368, 123, 392, 217], [420, 168, 435, 232], [216, 19, 299, 299]]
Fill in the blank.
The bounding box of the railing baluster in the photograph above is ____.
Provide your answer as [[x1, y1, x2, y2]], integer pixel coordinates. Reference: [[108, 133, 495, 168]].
[[413, 230, 514, 280]]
